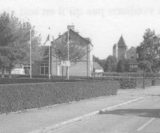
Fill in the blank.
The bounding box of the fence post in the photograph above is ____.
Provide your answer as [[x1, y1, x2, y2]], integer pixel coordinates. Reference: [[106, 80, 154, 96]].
[[143, 70, 145, 89], [151, 74, 155, 86]]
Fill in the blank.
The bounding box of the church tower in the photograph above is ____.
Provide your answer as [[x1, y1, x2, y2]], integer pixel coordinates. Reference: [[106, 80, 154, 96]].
[[117, 35, 127, 61], [113, 43, 117, 58], [113, 35, 127, 61]]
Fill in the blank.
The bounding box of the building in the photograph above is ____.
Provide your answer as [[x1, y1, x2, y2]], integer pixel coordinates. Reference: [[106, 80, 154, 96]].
[[93, 62, 103, 73], [50, 25, 93, 77], [2, 26, 93, 78], [113, 35, 127, 61], [113, 36, 138, 72], [30, 25, 93, 77], [92, 62, 104, 77]]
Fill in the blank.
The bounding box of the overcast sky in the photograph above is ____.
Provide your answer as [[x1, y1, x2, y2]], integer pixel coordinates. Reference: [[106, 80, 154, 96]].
[[1, 0, 160, 59]]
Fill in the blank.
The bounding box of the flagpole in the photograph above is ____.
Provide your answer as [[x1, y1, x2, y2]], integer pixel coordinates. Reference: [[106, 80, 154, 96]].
[[67, 28, 70, 80], [48, 27, 51, 79], [29, 29, 32, 79], [49, 43, 51, 79]]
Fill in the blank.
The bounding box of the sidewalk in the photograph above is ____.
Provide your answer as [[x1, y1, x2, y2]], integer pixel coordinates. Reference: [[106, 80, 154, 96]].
[[0, 87, 154, 133]]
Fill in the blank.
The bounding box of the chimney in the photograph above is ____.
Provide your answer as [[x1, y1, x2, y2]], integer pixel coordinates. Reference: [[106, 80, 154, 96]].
[[67, 25, 75, 31]]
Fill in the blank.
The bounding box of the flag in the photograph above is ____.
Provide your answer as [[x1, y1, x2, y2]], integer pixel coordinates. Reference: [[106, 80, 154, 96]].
[[44, 27, 52, 46], [44, 34, 50, 45]]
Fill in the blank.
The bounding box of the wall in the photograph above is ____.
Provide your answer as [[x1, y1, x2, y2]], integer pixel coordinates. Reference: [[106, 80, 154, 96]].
[[32, 62, 41, 76], [51, 44, 93, 77], [118, 46, 126, 61]]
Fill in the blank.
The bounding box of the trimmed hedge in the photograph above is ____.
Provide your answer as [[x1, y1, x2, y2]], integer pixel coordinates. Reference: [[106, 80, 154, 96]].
[[0, 78, 73, 84], [0, 80, 119, 113]]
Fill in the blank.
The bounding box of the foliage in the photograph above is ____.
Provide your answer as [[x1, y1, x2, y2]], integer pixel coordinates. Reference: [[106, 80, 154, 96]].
[[126, 47, 137, 60], [117, 59, 129, 72], [0, 12, 42, 76], [138, 60, 152, 72], [119, 78, 136, 89], [119, 78, 157, 89], [0, 80, 119, 113], [52, 30, 91, 63], [104, 55, 117, 72], [137, 28, 160, 72]]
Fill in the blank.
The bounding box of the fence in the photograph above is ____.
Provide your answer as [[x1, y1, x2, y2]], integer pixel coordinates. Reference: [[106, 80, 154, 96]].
[[92, 72, 160, 89]]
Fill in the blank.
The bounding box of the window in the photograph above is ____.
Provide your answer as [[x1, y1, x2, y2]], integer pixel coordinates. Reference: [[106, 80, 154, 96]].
[[24, 64, 30, 75], [40, 63, 48, 75]]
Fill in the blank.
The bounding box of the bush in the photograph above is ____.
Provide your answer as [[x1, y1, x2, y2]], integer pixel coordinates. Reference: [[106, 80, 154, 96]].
[[119, 78, 136, 89], [0, 80, 119, 113]]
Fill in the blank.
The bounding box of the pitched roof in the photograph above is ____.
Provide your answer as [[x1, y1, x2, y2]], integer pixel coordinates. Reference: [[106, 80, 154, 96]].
[[54, 29, 91, 47], [113, 44, 117, 48], [51, 28, 92, 61], [93, 62, 103, 69], [117, 36, 126, 47]]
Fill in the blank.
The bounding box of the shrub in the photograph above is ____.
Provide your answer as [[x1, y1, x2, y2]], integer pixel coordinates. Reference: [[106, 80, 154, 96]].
[[119, 78, 136, 89]]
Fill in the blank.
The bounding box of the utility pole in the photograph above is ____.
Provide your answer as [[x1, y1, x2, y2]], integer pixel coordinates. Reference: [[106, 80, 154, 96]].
[[29, 29, 32, 79]]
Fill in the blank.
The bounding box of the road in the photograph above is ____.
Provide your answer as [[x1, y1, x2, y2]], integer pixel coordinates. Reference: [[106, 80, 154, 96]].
[[50, 86, 160, 133], [0, 86, 160, 133]]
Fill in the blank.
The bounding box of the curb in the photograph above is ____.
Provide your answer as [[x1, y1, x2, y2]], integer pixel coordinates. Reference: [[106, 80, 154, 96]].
[[7, 94, 118, 115]]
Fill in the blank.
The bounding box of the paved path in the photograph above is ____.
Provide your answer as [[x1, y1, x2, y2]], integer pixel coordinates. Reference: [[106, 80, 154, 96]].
[[0, 86, 159, 133]]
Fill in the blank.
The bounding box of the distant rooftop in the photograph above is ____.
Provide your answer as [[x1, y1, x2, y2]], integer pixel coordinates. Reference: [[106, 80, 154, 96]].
[[117, 35, 126, 47], [113, 43, 117, 48]]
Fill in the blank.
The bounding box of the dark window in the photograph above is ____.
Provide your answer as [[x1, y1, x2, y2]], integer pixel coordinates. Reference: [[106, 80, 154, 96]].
[[40, 63, 48, 75]]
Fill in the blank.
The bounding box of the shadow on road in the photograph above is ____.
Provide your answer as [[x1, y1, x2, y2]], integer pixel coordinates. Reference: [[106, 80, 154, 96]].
[[99, 109, 160, 118]]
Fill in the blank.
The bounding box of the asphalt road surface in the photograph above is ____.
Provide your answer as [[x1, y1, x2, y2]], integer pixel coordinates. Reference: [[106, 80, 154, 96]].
[[50, 86, 160, 133], [0, 86, 160, 133]]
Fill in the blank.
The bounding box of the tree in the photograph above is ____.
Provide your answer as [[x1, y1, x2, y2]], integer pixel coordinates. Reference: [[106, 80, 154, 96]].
[[138, 60, 152, 72], [116, 59, 128, 72], [137, 28, 160, 72], [0, 12, 42, 77], [126, 47, 137, 60], [104, 55, 117, 72], [52, 29, 92, 63]]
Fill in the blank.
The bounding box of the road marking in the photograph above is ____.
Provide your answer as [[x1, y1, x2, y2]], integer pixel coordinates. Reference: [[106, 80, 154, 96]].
[[137, 118, 155, 132], [29, 97, 144, 133], [100, 97, 144, 112]]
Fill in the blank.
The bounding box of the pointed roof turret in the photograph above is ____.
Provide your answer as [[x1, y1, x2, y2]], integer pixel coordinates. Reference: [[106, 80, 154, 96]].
[[113, 43, 117, 49], [117, 35, 126, 47]]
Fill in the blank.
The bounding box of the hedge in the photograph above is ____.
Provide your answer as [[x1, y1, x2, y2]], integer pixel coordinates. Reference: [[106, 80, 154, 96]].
[[119, 78, 136, 89], [0, 80, 119, 114], [0, 78, 72, 84], [119, 78, 160, 89]]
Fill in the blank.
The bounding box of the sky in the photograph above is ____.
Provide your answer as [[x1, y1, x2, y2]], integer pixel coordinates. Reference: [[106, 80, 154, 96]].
[[1, 0, 160, 59]]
